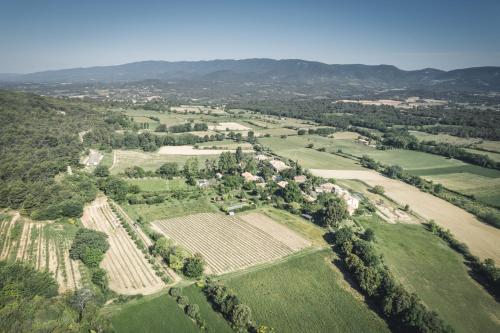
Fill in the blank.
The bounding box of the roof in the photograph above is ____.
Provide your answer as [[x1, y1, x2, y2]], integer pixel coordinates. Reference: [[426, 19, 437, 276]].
[[270, 160, 290, 171]]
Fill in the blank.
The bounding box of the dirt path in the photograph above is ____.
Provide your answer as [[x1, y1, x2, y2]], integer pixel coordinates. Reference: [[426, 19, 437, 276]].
[[311, 169, 500, 262], [0, 213, 20, 260], [109, 150, 117, 170]]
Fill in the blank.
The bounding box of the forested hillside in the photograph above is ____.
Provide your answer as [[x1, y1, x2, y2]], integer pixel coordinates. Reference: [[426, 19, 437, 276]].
[[0, 91, 105, 218]]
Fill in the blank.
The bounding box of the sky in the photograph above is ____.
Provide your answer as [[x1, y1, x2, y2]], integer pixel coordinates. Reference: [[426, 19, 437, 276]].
[[1, 0, 499, 73]]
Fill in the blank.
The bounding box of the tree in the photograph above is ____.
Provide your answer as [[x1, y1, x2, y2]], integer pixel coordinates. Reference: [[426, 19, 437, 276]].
[[183, 253, 205, 278], [183, 158, 199, 185], [93, 165, 109, 177], [364, 228, 375, 242], [218, 152, 238, 174], [282, 181, 302, 203], [235, 146, 244, 163], [317, 195, 349, 228], [70, 228, 109, 268], [371, 185, 385, 195], [230, 304, 252, 328], [185, 304, 200, 319], [157, 162, 178, 179]]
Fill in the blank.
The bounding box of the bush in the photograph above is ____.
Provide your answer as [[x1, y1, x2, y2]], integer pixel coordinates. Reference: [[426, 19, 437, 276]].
[[169, 287, 181, 297], [69, 228, 109, 268], [177, 295, 189, 306], [183, 253, 205, 278], [185, 303, 200, 319]]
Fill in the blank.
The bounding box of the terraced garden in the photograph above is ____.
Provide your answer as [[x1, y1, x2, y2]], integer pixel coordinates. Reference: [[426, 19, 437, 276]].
[[0, 212, 83, 293]]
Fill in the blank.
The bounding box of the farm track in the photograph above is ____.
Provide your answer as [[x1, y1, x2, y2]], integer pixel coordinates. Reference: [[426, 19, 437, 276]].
[[81, 197, 164, 295], [152, 212, 310, 274]]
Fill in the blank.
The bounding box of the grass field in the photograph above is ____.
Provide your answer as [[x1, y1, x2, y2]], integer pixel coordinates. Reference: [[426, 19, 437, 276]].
[[356, 215, 500, 333], [110, 292, 199, 333], [182, 285, 233, 333], [251, 206, 327, 247], [259, 136, 362, 170], [464, 148, 500, 162], [262, 134, 500, 207], [124, 178, 188, 192], [223, 249, 390, 333], [122, 196, 218, 222], [110, 149, 218, 174], [423, 172, 500, 208]]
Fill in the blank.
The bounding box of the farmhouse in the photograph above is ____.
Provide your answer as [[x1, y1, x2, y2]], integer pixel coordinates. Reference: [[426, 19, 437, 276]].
[[293, 175, 307, 183], [255, 154, 269, 161], [270, 159, 290, 172], [241, 171, 262, 182], [315, 182, 360, 215], [277, 180, 289, 188]]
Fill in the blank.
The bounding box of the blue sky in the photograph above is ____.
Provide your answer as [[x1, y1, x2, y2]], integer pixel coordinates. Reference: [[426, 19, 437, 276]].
[[1, 0, 499, 72]]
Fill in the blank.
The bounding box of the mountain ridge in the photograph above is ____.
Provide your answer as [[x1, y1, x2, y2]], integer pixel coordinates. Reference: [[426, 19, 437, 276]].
[[1, 58, 499, 91]]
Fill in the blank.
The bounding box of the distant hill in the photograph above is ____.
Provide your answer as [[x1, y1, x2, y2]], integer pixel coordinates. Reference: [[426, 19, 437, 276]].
[[2, 59, 499, 92]]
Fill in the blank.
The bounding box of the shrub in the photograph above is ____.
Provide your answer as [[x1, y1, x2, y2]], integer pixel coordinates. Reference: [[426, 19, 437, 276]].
[[169, 287, 181, 297], [185, 303, 200, 319], [177, 296, 189, 306]]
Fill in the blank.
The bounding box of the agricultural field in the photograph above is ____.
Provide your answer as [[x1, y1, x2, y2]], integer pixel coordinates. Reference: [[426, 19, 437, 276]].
[[158, 145, 253, 155], [151, 212, 311, 274], [223, 249, 390, 333], [310, 169, 500, 262], [124, 177, 188, 192], [356, 215, 500, 333], [123, 196, 218, 222], [81, 197, 165, 294], [259, 136, 363, 169], [110, 292, 199, 333], [0, 211, 83, 293], [423, 172, 500, 208], [109, 149, 218, 174], [260, 133, 500, 206], [197, 140, 253, 150]]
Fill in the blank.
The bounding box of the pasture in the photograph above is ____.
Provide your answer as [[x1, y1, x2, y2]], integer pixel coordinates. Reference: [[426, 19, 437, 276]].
[[151, 212, 311, 274], [81, 197, 164, 294], [223, 249, 390, 333], [123, 196, 218, 222], [109, 149, 218, 174], [356, 215, 500, 333], [110, 292, 199, 333], [0, 212, 83, 293], [259, 136, 362, 169], [124, 177, 187, 192]]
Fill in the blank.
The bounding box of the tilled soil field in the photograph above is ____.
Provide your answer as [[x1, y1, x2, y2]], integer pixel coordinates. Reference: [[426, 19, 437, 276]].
[[152, 212, 310, 274]]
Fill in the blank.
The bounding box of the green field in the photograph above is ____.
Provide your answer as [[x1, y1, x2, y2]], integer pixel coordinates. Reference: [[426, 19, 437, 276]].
[[223, 250, 390, 333], [259, 134, 500, 207], [182, 285, 233, 333], [110, 293, 199, 333], [423, 172, 500, 208], [464, 148, 500, 162], [259, 136, 362, 170], [124, 178, 188, 192], [122, 195, 218, 222], [356, 215, 500, 333], [110, 149, 219, 174], [251, 206, 327, 247]]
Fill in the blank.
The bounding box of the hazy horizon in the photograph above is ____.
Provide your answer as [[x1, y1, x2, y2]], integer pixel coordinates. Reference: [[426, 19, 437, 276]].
[[1, 0, 499, 73]]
